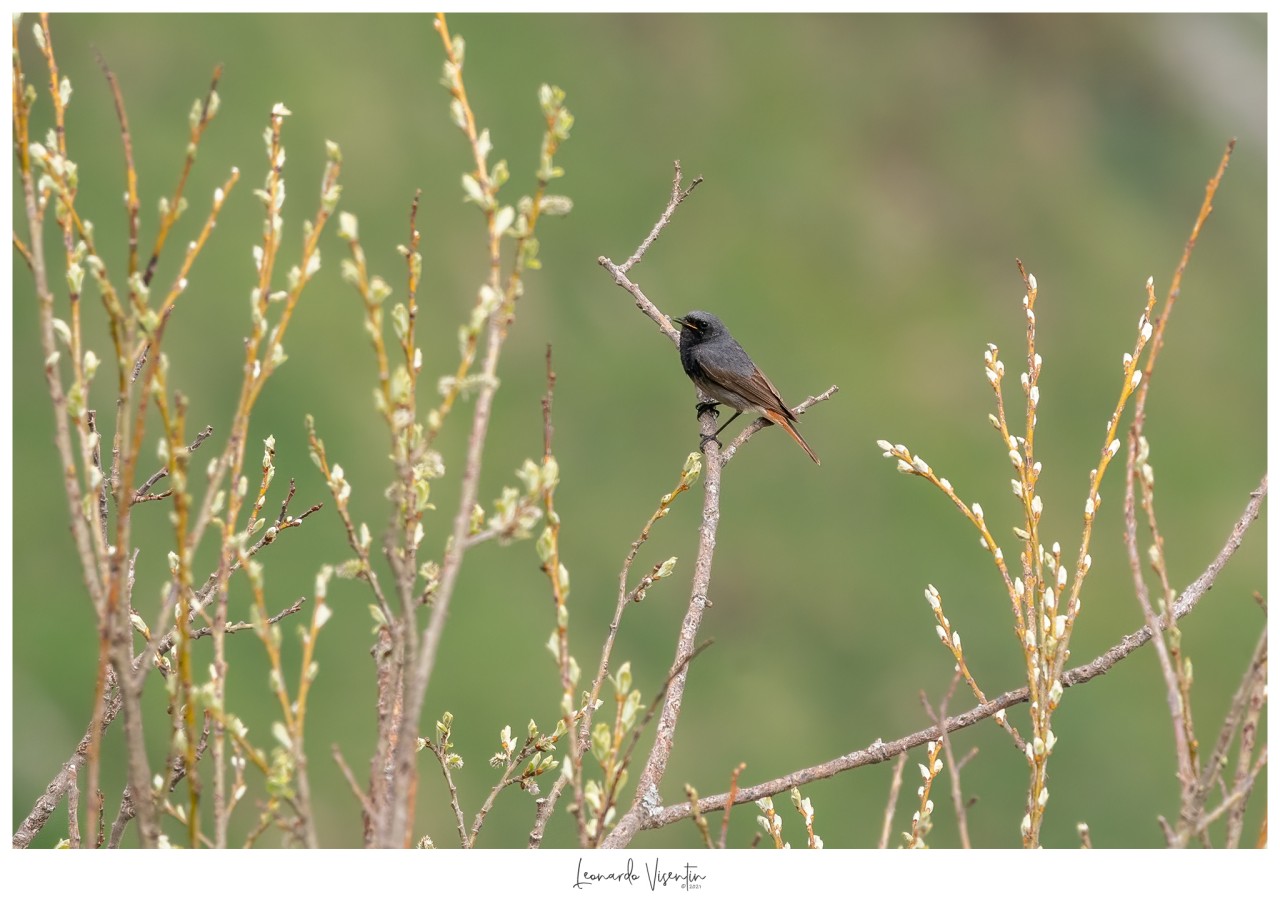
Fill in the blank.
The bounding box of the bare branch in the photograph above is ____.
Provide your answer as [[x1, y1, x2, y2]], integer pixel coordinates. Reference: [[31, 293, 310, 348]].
[[596, 162, 703, 343], [133, 424, 214, 501], [722, 385, 840, 466], [332, 744, 377, 825], [877, 754, 908, 849], [618, 160, 703, 273]]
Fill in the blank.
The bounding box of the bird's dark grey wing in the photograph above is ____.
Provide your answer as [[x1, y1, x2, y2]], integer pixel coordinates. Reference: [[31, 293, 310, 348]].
[[696, 351, 796, 421]]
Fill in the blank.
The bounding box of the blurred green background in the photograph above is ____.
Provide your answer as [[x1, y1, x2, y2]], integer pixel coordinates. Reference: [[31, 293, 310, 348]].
[[11, 13, 1266, 849]]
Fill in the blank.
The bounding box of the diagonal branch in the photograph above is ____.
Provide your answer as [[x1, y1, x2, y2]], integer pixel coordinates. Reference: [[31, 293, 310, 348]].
[[617, 160, 702, 273], [627, 474, 1265, 836]]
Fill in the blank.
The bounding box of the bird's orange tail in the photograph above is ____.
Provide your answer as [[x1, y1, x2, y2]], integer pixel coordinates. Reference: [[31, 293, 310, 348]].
[[762, 408, 820, 465]]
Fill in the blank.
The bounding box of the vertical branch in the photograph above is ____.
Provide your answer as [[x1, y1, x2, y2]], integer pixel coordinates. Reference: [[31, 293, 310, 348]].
[[922, 674, 975, 849], [329, 195, 425, 845], [1223, 624, 1266, 848], [18, 16, 121, 840], [877, 754, 908, 849], [289, 569, 332, 850], [142, 65, 223, 287], [1136, 139, 1234, 396], [529, 450, 700, 848], [155, 385, 201, 848], [595, 163, 721, 849], [536, 346, 579, 792], [47, 13, 161, 847], [93, 50, 141, 279], [377, 15, 573, 847], [1124, 434, 1197, 801], [209, 109, 341, 846], [13, 12, 108, 633], [1120, 140, 1239, 846]]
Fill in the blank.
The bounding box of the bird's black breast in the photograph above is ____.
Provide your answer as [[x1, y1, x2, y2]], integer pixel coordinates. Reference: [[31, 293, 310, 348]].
[[678, 334, 702, 379]]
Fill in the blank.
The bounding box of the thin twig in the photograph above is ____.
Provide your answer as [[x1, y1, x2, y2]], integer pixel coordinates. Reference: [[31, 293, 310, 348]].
[[186, 596, 307, 642], [1223, 623, 1266, 848], [1124, 429, 1195, 802], [1137, 139, 1234, 400], [1192, 749, 1267, 834], [686, 785, 713, 847], [332, 744, 377, 823], [877, 754, 908, 849], [133, 424, 214, 501], [429, 741, 469, 848], [718, 761, 747, 849], [618, 160, 703, 273], [93, 49, 141, 278], [597, 162, 705, 343], [1174, 621, 1267, 846], [922, 671, 973, 848], [722, 385, 840, 465]]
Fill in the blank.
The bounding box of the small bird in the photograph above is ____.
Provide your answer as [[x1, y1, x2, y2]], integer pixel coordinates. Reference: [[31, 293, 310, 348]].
[[672, 311, 820, 464]]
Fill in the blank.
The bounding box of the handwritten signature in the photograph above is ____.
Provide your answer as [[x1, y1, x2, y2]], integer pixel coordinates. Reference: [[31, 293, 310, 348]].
[[573, 857, 707, 890]]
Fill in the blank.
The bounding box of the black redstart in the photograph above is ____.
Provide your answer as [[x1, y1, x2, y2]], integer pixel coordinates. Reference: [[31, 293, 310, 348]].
[[672, 311, 820, 464]]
